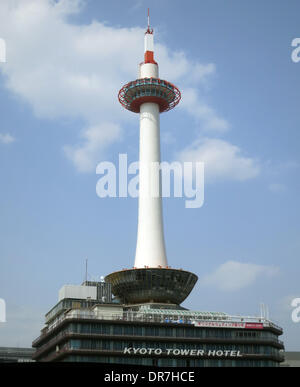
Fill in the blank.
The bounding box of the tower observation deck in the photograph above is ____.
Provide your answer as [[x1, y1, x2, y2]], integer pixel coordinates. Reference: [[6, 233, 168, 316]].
[[105, 10, 197, 306]]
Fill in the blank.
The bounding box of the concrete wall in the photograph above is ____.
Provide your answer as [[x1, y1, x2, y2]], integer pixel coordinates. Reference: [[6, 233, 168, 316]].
[[58, 285, 97, 302]]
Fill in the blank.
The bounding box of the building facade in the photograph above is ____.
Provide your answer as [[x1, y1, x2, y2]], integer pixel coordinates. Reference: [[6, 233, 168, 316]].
[[0, 347, 35, 363], [32, 302, 284, 366]]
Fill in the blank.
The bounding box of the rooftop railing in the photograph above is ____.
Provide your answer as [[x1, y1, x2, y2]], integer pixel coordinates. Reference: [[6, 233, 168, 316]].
[[32, 309, 283, 346]]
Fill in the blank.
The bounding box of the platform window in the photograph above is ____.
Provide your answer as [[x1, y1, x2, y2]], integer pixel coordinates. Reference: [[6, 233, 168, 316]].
[[113, 325, 123, 335]]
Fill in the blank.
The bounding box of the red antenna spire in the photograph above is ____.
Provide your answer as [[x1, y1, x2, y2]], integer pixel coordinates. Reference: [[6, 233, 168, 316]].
[[146, 8, 153, 34]]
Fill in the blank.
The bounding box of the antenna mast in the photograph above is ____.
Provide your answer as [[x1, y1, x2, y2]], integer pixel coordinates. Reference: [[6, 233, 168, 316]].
[[85, 258, 88, 283], [146, 8, 153, 34]]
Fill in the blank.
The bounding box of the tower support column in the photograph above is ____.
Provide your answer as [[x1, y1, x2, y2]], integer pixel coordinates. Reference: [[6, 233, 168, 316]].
[[134, 102, 167, 268]]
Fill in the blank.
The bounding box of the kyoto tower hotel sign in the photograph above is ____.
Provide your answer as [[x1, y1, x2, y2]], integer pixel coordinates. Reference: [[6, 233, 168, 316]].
[[106, 12, 198, 305]]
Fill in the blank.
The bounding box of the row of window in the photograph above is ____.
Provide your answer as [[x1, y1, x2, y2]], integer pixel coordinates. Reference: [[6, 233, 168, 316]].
[[128, 79, 174, 89], [127, 88, 173, 102], [64, 355, 279, 367], [46, 299, 98, 322], [67, 323, 278, 341]]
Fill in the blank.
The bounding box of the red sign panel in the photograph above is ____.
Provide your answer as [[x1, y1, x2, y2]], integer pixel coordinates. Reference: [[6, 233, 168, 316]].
[[194, 321, 264, 329], [244, 323, 264, 330]]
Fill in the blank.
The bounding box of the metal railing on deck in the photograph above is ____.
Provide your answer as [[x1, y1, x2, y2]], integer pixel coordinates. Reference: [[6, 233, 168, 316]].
[[33, 309, 283, 346]]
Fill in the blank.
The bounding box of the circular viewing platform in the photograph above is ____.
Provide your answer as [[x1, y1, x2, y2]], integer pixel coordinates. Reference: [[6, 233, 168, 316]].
[[105, 268, 198, 305], [118, 78, 181, 113]]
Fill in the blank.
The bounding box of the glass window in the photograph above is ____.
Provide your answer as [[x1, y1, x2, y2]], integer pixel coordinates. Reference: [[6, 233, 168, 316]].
[[70, 339, 81, 349], [102, 324, 110, 334], [102, 341, 111, 350], [124, 325, 133, 335], [113, 325, 122, 335], [80, 324, 91, 334], [133, 326, 143, 336], [113, 341, 123, 351], [176, 328, 184, 338]]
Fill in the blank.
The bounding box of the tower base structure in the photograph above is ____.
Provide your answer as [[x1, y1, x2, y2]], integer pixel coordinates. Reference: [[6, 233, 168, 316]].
[[32, 289, 285, 366], [105, 268, 198, 305]]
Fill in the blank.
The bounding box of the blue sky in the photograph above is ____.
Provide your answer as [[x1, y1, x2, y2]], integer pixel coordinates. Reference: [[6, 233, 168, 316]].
[[0, 0, 299, 350]]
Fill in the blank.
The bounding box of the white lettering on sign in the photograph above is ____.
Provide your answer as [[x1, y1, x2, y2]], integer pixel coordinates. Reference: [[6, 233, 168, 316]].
[[291, 38, 300, 63], [123, 347, 242, 357], [193, 321, 264, 329]]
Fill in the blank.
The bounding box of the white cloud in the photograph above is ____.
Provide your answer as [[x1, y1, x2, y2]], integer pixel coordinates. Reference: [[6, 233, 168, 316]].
[[0, 0, 223, 172], [161, 131, 176, 145], [201, 260, 279, 291], [64, 123, 121, 172], [179, 137, 260, 183], [189, 63, 216, 84], [180, 88, 229, 133], [0, 0, 142, 121], [0, 0, 259, 179], [0, 133, 15, 144], [156, 48, 216, 86]]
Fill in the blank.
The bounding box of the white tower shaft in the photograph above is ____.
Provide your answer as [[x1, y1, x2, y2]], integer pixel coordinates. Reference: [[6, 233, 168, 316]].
[[109, 12, 196, 307], [134, 60, 168, 268]]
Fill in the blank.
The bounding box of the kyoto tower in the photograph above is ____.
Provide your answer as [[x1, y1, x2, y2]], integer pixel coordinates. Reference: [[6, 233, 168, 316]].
[[105, 11, 197, 306]]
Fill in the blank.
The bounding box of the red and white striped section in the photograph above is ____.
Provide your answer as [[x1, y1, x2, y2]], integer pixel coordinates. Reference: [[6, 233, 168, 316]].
[[140, 9, 158, 79]]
